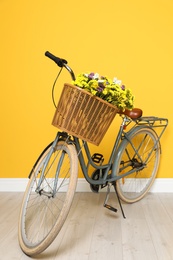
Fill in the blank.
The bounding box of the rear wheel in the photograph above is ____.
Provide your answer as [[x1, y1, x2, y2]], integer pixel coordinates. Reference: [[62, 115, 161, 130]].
[[116, 127, 160, 203], [18, 141, 78, 256]]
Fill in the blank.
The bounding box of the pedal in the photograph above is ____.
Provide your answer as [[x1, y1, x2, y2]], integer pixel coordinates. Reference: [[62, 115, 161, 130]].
[[104, 204, 118, 213], [91, 153, 104, 164]]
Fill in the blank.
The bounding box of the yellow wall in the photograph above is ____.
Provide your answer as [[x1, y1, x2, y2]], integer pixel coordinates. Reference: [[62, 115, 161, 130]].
[[0, 0, 172, 178]]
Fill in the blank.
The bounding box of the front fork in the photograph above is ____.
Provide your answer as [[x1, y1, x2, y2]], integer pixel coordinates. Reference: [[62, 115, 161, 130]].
[[35, 133, 60, 195], [35, 132, 70, 196]]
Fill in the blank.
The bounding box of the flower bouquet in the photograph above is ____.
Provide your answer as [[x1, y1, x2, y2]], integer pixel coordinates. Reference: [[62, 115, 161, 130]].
[[72, 72, 134, 111]]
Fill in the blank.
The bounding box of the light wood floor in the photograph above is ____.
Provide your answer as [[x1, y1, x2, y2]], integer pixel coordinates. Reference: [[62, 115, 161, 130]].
[[1, 192, 173, 260]]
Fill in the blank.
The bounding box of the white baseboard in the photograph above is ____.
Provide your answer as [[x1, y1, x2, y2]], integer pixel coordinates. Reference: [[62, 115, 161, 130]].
[[0, 178, 173, 192]]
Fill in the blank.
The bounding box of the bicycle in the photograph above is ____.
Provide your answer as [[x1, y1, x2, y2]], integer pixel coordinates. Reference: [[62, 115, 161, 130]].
[[18, 51, 168, 256]]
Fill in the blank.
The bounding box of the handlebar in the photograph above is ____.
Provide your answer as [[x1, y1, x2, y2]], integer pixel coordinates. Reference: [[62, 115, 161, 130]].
[[45, 51, 76, 81]]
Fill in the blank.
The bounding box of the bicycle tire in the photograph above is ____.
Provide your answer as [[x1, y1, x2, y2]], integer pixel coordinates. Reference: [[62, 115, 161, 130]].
[[115, 126, 160, 203], [18, 141, 78, 256]]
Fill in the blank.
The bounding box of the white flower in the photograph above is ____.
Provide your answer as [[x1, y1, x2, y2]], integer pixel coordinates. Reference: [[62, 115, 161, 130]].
[[98, 79, 105, 83], [93, 73, 99, 79], [113, 77, 122, 85]]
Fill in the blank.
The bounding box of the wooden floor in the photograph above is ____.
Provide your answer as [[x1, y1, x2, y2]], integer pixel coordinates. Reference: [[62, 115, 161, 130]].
[[1, 192, 173, 260]]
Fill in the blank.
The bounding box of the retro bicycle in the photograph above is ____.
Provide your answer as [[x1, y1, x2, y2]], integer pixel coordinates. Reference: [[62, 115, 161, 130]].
[[18, 51, 168, 256]]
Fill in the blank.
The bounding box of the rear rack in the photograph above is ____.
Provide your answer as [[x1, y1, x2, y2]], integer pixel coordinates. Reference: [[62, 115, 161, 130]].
[[135, 116, 168, 126], [134, 116, 168, 143]]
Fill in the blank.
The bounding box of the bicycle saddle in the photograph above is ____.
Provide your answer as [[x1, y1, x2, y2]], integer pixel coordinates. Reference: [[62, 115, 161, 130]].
[[118, 108, 143, 119]]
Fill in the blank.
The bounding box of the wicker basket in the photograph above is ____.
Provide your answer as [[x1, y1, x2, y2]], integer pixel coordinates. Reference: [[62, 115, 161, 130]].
[[52, 83, 118, 145]]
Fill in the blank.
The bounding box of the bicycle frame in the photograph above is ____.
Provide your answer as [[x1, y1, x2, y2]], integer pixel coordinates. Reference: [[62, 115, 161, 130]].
[[33, 112, 168, 195]]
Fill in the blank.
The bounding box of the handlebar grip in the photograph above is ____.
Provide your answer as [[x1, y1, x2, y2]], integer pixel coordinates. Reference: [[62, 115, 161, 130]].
[[45, 51, 67, 67]]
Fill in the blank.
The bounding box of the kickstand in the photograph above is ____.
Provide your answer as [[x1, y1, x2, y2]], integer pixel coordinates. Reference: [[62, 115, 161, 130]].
[[104, 183, 118, 213], [103, 183, 126, 218], [113, 182, 126, 219]]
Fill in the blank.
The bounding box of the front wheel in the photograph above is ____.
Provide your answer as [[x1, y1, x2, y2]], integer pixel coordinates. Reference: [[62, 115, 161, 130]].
[[116, 127, 160, 203], [18, 141, 78, 256]]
